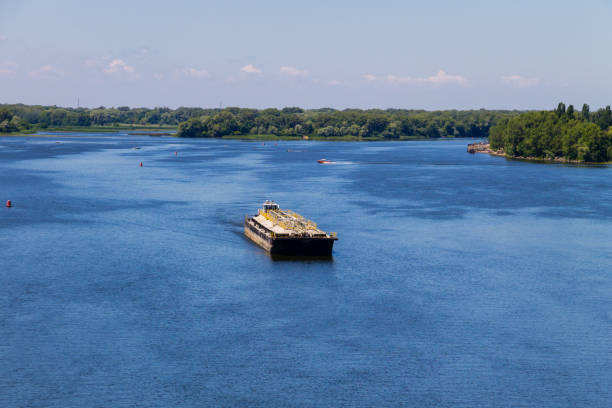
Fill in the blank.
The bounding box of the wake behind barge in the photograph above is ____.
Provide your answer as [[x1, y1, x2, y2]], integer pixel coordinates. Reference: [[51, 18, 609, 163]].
[[244, 201, 338, 256]]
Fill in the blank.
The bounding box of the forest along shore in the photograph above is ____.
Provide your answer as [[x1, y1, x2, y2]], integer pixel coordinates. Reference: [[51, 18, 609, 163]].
[[468, 142, 612, 164], [0, 104, 521, 140], [487, 103, 612, 163]]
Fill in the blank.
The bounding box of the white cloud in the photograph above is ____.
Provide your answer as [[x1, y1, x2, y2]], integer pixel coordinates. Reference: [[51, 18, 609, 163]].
[[0, 35, 6, 41], [388, 70, 466, 86], [280, 66, 307, 76], [28, 65, 62, 79], [425, 70, 467, 85], [153, 73, 164, 80], [104, 59, 135, 74], [327, 80, 341, 86], [84, 57, 104, 68], [0, 61, 17, 77], [132, 46, 151, 59], [363, 70, 467, 86], [0, 68, 16, 77], [241, 64, 261, 74], [361, 74, 378, 81], [385, 75, 409, 84], [183, 67, 210, 78], [501, 75, 540, 88]]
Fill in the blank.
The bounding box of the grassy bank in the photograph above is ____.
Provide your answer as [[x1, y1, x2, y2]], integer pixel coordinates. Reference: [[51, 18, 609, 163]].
[[3, 129, 462, 142], [489, 150, 612, 165], [1, 124, 177, 136], [0, 129, 38, 136], [221, 134, 458, 141], [37, 124, 177, 133]]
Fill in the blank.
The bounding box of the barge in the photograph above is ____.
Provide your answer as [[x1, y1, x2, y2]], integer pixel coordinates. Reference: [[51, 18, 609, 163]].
[[244, 201, 338, 256]]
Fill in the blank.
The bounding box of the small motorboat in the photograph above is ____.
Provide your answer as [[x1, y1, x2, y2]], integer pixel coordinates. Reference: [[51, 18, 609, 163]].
[[317, 158, 335, 164]]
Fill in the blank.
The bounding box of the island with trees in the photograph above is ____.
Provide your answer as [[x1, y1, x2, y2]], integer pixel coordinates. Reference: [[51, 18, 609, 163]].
[[488, 103, 612, 163], [175, 107, 520, 140]]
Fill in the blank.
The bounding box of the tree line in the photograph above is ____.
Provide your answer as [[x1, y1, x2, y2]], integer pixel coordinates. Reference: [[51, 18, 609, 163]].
[[176, 107, 521, 139], [488, 103, 612, 162], [0, 104, 212, 131], [0, 108, 30, 133], [1, 104, 522, 139]]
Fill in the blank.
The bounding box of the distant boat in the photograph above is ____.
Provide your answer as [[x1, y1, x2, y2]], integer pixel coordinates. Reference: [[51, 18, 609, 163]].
[[317, 158, 335, 164]]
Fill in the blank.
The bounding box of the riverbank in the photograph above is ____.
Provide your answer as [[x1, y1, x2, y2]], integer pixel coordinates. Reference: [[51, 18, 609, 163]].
[[469, 143, 612, 165], [40, 124, 176, 133], [1, 125, 177, 137], [495, 151, 612, 165], [2, 131, 460, 141], [222, 134, 457, 142], [1, 124, 177, 135]]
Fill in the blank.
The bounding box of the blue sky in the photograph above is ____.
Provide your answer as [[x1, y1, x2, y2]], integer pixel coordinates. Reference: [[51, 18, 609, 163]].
[[0, 0, 610, 109]]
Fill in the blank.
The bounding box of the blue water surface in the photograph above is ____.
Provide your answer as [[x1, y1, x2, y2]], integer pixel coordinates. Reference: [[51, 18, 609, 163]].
[[1, 134, 611, 407]]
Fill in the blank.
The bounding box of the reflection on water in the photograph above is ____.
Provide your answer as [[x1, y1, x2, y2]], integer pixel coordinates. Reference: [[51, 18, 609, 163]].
[[268, 254, 335, 262]]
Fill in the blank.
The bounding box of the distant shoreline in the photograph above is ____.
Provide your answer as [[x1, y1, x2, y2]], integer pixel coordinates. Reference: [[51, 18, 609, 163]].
[[219, 134, 466, 142], [1, 126, 177, 137], [2, 130, 481, 142]]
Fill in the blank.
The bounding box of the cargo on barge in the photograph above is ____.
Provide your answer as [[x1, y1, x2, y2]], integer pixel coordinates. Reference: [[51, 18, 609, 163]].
[[244, 201, 338, 256]]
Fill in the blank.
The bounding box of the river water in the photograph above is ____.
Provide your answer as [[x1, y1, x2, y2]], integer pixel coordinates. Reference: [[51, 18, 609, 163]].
[[1, 134, 611, 407]]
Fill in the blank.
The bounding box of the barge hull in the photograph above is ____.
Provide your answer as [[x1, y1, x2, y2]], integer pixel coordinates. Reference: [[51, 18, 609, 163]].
[[244, 219, 335, 256], [269, 237, 335, 256]]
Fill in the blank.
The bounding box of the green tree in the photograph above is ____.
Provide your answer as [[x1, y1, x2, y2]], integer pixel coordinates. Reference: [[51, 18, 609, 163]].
[[177, 118, 206, 137], [0, 108, 13, 123], [581, 104, 590, 121], [555, 102, 566, 117]]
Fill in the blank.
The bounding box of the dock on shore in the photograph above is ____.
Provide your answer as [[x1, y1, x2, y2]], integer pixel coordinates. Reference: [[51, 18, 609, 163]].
[[467, 142, 491, 153]]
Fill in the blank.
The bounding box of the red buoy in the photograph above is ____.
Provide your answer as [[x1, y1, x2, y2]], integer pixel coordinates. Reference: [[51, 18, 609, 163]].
[[175, 151, 177, 156], [6, 200, 11, 208], [139, 162, 143, 167]]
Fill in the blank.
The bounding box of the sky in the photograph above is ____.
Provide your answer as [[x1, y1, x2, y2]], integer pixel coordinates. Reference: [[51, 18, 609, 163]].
[[0, 0, 610, 110]]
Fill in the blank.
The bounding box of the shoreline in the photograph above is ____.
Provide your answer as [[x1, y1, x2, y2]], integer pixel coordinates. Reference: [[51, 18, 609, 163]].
[[1, 127, 178, 137], [220, 134, 457, 142], [468, 142, 611, 164], [2, 130, 477, 142], [0, 125, 177, 136], [492, 151, 612, 165], [477, 145, 611, 165]]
